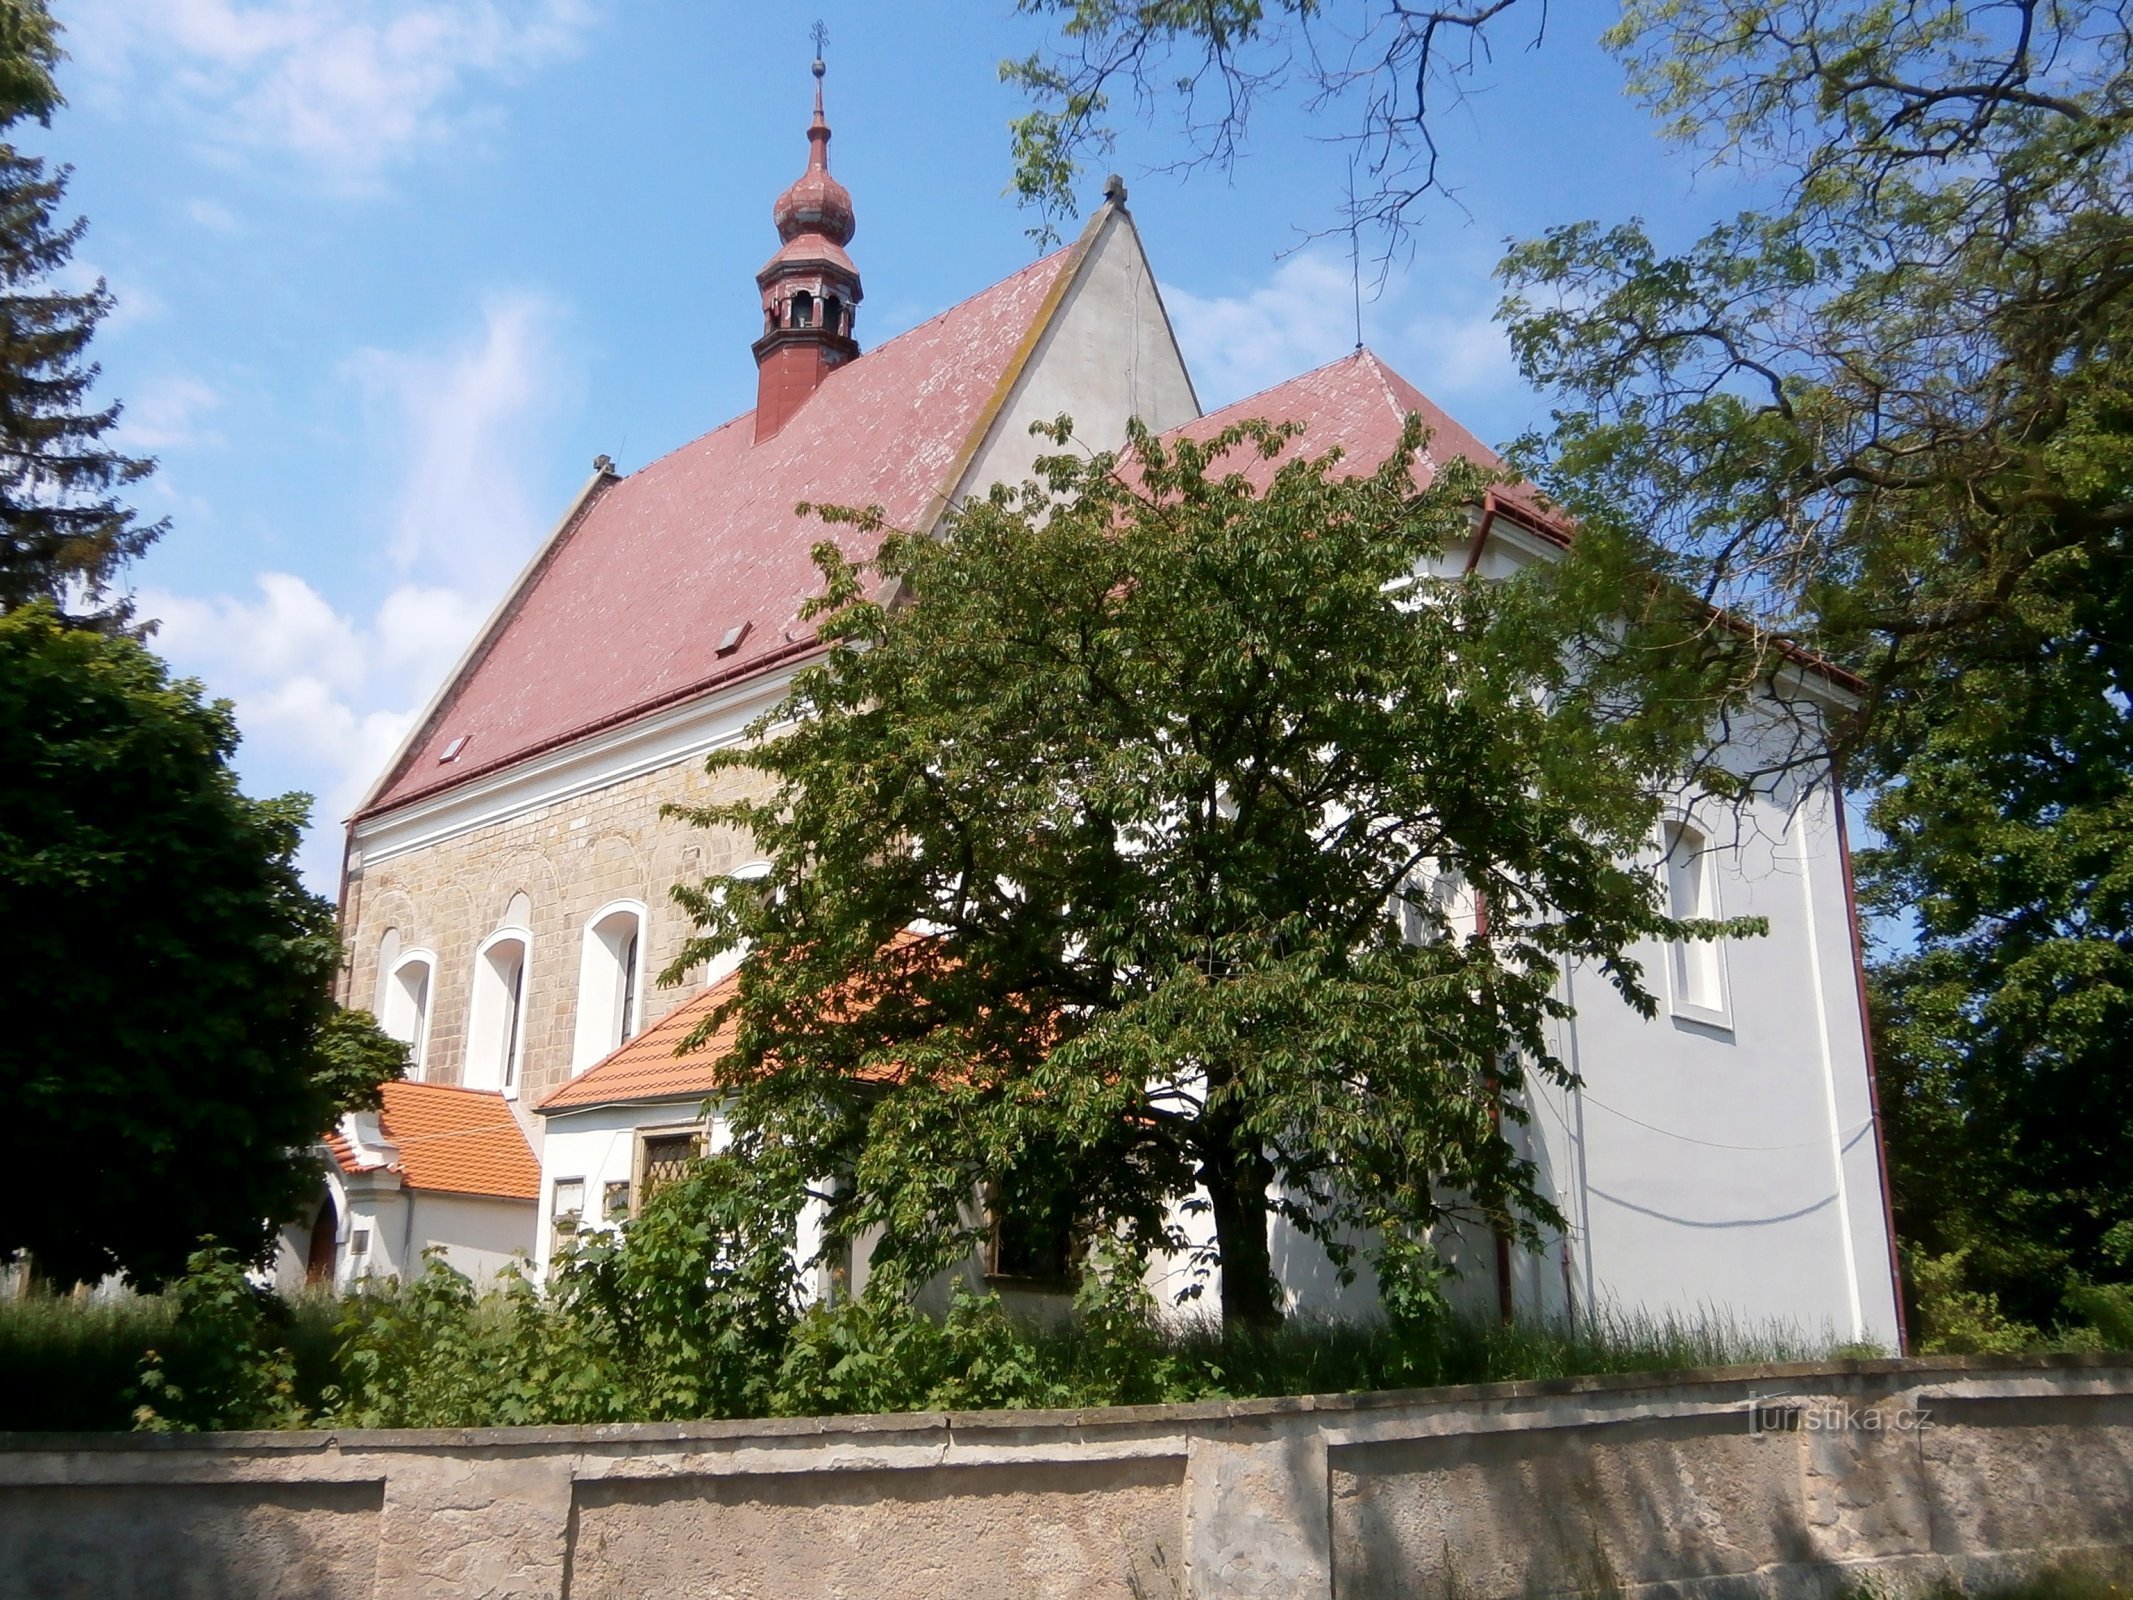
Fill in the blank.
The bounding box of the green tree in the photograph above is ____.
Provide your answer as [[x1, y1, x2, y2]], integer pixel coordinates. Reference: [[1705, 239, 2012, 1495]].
[[0, 604, 403, 1288], [1013, 0, 2133, 1330], [0, 0, 163, 625], [1488, 3, 2133, 1324], [1003, 0, 1550, 243], [667, 419, 1739, 1330]]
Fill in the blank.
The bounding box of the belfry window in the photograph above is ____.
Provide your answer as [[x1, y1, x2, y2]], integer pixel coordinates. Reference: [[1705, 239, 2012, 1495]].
[[791, 289, 814, 328]]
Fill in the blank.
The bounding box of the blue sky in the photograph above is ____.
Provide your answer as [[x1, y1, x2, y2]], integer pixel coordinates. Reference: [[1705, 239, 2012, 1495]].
[[40, 0, 1761, 888]]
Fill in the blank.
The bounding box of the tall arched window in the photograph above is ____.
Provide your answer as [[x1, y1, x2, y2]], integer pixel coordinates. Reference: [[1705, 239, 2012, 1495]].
[[572, 901, 647, 1073], [469, 928, 532, 1093], [1661, 818, 1730, 1024], [790, 289, 815, 328], [379, 951, 436, 1078], [701, 862, 773, 988]]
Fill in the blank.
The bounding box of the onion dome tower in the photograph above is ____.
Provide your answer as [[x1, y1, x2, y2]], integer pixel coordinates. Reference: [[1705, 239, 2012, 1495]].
[[753, 57, 862, 443]]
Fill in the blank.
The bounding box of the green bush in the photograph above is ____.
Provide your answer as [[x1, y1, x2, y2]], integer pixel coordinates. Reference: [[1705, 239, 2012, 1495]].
[[32, 1213, 2133, 1437], [1907, 1247, 2043, 1356], [129, 1244, 312, 1432]]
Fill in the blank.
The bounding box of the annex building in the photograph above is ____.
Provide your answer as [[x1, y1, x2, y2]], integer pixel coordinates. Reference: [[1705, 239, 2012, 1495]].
[[301, 64, 1904, 1350]]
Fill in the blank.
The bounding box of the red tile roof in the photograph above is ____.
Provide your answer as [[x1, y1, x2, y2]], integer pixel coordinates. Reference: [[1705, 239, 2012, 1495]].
[[324, 1080, 541, 1200], [1168, 349, 1563, 535], [536, 975, 741, 1114], [361, 245, 1081, 818], [539, 931, 946, 1115]]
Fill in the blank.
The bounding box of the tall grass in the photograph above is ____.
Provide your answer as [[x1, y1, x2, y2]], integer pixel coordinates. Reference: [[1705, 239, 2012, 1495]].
[[0, 1288, 343, 1431], [0, 1264, 1851, 1435], [1073, 1303, 1831, 1401]]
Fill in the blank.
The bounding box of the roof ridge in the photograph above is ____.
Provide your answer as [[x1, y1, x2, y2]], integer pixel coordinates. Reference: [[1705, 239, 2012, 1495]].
[[620, 244, 1080, 483], [389, 1078, 513, 1102], [1193, 347, 1381, 425], [1356, 347, 1437, 469]]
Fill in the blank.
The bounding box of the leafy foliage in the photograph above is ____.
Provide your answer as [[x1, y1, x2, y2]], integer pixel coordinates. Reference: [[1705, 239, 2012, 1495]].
[[1011, 2, 2133, 1336], [1485, 2, 2133, 1331], [129, 1243, 311, 1432], [0, 1231, 1878, 1435], [665, 417, 1741, 1330], [1002, 0, 1549, 243], [0, 605, 405, 1287], [0, 0, 161, 625], [549, 1151, 804, 1421]]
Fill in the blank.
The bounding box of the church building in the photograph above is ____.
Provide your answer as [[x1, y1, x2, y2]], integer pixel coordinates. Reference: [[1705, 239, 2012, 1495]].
[[314, 63, 1904, 1350]]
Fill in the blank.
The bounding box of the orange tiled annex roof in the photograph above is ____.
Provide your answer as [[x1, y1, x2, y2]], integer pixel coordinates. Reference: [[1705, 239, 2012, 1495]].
[[324, 1079, 540, 1201], [538, 973, 744, 1114]]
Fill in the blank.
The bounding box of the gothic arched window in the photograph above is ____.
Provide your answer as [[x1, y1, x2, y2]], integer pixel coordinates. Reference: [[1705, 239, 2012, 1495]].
[[572, 901, 647, 1072], [380, 951, 435, 1078], [469, 928, 531, 1092]]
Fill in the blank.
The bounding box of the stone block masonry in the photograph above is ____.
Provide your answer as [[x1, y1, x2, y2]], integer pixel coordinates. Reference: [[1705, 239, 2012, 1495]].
[[3, 1355, 2129, 1599], [343, 755, 775, 1106]]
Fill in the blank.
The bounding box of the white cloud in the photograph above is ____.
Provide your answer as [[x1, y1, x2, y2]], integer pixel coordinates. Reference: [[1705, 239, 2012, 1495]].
[[63, 0, 598, 183], [140, 571, 480, 833], [138, 297, 565, 887], [348, 290, 560, 593], [185, 198, 241, 233], [117, 374, 224, 451], [1164, 247, 1521, 415]]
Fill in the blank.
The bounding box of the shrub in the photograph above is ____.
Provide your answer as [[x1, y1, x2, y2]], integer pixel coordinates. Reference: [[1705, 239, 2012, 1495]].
[[130, 1244, 310, 1432]]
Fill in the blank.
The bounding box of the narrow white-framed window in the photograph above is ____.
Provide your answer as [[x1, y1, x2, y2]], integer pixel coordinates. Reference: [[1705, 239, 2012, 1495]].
[[1660, 817, 1732, 1028], [378, 950, 436, 1078], [572, 900, 648, 1072], [700, 862, 773, 988], [551, 1177, 585, 1239], [468, 927, 532, 1093]]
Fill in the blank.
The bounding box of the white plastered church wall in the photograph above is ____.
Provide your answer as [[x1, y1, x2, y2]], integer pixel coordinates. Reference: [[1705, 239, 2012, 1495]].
[[950, 205, 1202, 504]]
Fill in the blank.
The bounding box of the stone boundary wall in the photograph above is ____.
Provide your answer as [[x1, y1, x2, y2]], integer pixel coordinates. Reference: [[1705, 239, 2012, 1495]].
[[3, 1355, 2129, 1599]]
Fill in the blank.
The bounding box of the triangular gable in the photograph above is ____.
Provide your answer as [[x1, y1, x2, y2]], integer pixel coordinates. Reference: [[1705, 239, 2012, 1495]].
[[940, 202, 1201, 518]]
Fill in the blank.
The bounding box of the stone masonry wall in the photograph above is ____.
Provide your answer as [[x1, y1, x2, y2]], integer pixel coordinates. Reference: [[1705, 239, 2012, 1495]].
[[342, 754, 774, 1106], [4, 1356, 2130, 1600]]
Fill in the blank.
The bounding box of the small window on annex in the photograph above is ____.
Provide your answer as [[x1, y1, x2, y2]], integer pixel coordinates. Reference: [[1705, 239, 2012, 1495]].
[[1661, 818, 1729, 1023], [468, 927, 532, 1093], [551, 1177, 585, 1236], [637, 1130, 704, 1211], [572, 902, 646, 1073], [982, 1159, 1078, 1287]]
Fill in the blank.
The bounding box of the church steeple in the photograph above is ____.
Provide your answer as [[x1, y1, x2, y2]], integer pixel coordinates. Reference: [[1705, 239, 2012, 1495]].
[[753, 55, 862, 444]]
